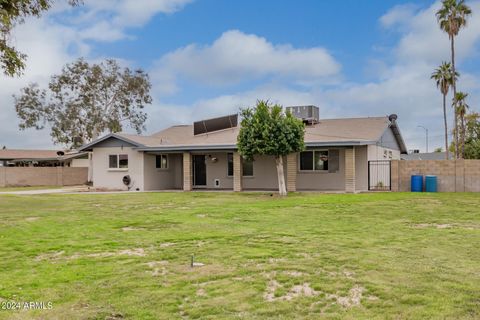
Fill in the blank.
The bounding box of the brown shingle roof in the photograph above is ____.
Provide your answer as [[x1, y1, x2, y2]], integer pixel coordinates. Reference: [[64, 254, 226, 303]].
[[81, 115, 399, 151]]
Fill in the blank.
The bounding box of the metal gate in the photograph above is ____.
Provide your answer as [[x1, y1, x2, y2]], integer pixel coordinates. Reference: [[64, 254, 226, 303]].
[[368, 160, 391, 191]]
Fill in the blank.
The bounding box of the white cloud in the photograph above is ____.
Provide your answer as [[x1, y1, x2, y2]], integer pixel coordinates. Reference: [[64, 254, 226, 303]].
[[152, 30, 341, 94], [76, 0, 193, 41]]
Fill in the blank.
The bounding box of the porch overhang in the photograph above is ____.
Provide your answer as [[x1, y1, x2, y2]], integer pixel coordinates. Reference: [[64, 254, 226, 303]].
[[135, 144, 237, 152]]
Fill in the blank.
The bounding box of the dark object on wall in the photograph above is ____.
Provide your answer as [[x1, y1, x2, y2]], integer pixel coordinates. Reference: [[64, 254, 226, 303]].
[[122, 175, 131, 186]]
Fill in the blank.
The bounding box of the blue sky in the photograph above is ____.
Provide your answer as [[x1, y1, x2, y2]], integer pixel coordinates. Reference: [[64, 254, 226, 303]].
[[1, 0, 480, 151]]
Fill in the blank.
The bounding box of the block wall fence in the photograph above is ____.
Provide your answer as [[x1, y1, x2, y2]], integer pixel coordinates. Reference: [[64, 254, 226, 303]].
[[391, 160, 480, 192], [0, 167, 88, 187]]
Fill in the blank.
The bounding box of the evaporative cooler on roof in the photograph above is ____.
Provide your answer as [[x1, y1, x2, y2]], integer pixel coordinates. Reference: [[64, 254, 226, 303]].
[[193, 114, 238, 135]]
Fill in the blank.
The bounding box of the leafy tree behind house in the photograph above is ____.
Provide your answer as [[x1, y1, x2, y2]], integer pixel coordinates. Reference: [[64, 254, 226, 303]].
[[237, 100, 305, 196], [436, 0, 472, 158], [463, 112, 480, 159], [14, 58, 152, 149], [0, 0, 81, 76]]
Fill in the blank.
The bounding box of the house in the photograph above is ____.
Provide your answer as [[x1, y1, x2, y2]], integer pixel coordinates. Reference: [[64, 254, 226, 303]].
[[79, 106, 407, 192], [0, 149, 89, 167], [401, 151, 448, 160]]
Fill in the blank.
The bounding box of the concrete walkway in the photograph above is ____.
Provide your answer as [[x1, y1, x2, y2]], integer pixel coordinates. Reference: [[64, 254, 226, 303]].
[[0, 186, 88, 195]]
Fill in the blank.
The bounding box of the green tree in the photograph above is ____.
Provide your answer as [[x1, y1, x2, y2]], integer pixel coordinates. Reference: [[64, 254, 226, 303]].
[[434, 147, 443, 152], [237, 100, 305, 196], [14, 58, 152, 149], [453, 92, 469, 158], [0, 0, 81, 77], [431, 62, 457, 159], [436, 0, 472, 158]]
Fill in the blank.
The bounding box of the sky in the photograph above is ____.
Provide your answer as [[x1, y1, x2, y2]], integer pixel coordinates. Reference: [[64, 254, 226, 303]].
[[1, 0, 480, 152]]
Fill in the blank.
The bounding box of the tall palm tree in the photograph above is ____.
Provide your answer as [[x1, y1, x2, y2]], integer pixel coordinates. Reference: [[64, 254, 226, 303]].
[[436, 0, 472, 158], [431, 62, 456, 160], [453, 92, 469, 158]]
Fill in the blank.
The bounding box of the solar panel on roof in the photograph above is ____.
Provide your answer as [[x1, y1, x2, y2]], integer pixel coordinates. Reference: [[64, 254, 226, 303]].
[[193, 114, 238, 135]]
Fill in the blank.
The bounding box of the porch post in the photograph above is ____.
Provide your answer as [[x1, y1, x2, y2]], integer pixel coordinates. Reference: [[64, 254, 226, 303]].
[[233, 152, 243, 192], [345, 147, 356, 193], [286, 153, 297, 192], [183, 152, 192, 191]]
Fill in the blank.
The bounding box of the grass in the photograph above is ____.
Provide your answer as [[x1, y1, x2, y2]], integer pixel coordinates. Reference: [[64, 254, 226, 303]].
[[0, 186, 62, 192], [0, 192, 478, 319]]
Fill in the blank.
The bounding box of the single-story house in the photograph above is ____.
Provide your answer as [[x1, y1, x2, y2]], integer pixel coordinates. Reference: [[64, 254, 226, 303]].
[[0, 149, 89, 167], [80, 106, 407, 192]]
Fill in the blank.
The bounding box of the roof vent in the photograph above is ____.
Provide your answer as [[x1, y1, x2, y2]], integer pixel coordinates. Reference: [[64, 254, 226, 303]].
[[388, 114, 398, 122], [286, 105, 319, 125], [193, 114, 238, 135], [56, 151, 65, 156]]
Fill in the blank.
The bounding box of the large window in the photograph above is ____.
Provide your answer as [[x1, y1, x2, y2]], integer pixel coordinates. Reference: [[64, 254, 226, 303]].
[[299, 150, 328, 171], [227, 153, 234, 176], [227, 153, 254, 177], [156, 154, 168, 169], [109, 154, 128, 169]]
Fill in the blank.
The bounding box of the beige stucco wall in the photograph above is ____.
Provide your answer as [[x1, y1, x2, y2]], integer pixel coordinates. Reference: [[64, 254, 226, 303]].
[[204, 152, 234, 189], [355, 146, 368, 191], [242, 155, 286, 190], [367, 144, 401, 161], [143, 153, 183, 190], [0, 167, 87, 187], [92, 146, 144, 190], [70, 158, 89, 167]]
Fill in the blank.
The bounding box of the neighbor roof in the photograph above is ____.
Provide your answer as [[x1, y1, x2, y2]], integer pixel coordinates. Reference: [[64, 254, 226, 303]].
[[80, 115, 408, 153], [401, 152, 447, 160], [0, 149, 62, 160]]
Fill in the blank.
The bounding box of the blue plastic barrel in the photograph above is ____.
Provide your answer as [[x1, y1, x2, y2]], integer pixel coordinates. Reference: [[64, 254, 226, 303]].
[[411, 175, 423, 192], [425, 175, 438, 192]]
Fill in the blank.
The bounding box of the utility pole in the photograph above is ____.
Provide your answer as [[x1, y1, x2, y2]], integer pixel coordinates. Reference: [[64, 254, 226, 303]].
[[417, 125, 428, 153]]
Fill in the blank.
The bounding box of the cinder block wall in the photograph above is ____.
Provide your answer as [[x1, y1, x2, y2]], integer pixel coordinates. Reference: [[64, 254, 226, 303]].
[[0, 167, 88, 187], [391, 160, 480, 192]]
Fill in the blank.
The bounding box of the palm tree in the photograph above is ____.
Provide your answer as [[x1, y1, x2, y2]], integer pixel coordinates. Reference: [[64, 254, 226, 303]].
[[453, 92, 469, 158], [431, 62, 456, 160], [436, 0, 472, 158]]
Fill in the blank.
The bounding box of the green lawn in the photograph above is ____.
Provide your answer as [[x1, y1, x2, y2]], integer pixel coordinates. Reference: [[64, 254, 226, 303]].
[[0, 192, 478, 319]]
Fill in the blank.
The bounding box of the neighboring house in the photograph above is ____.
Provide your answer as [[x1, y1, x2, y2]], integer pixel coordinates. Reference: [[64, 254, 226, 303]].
[[0, 149, 89, 167], [79, 106, 407, 192], [401, 151, 447, 160]]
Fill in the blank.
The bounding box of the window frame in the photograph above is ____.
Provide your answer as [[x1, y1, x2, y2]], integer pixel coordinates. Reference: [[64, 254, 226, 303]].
[[299, 150, 329, 172], [227, 153, 234, 177], [155, 154, 169, 170], [108, 154, 129, 170]]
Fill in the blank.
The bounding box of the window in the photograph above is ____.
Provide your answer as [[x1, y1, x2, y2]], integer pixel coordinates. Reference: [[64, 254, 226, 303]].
[[109, 154, 128, 169], [299, 150, 328, 171], [156, 155, 168, 169], [227, 153, 233, 176], [242, 159, 254, 176]]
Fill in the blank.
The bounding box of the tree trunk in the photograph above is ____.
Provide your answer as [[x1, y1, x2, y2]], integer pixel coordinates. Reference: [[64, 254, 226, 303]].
[[275, 156, 287, 196], [461, 114, 466, 158], [451, 36, 459, 159], [443, 94, 449, 160], [88, 126, 101, 183]]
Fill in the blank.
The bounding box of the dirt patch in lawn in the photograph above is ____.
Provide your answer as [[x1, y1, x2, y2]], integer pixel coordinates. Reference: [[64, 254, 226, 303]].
[[121, 226, 145, 231], [264, 280, 319, 302], [412, 223, 479, 230], [145, 261, 169, 277], [36, 248, 146, 261], [25, 217, 40, 222]]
